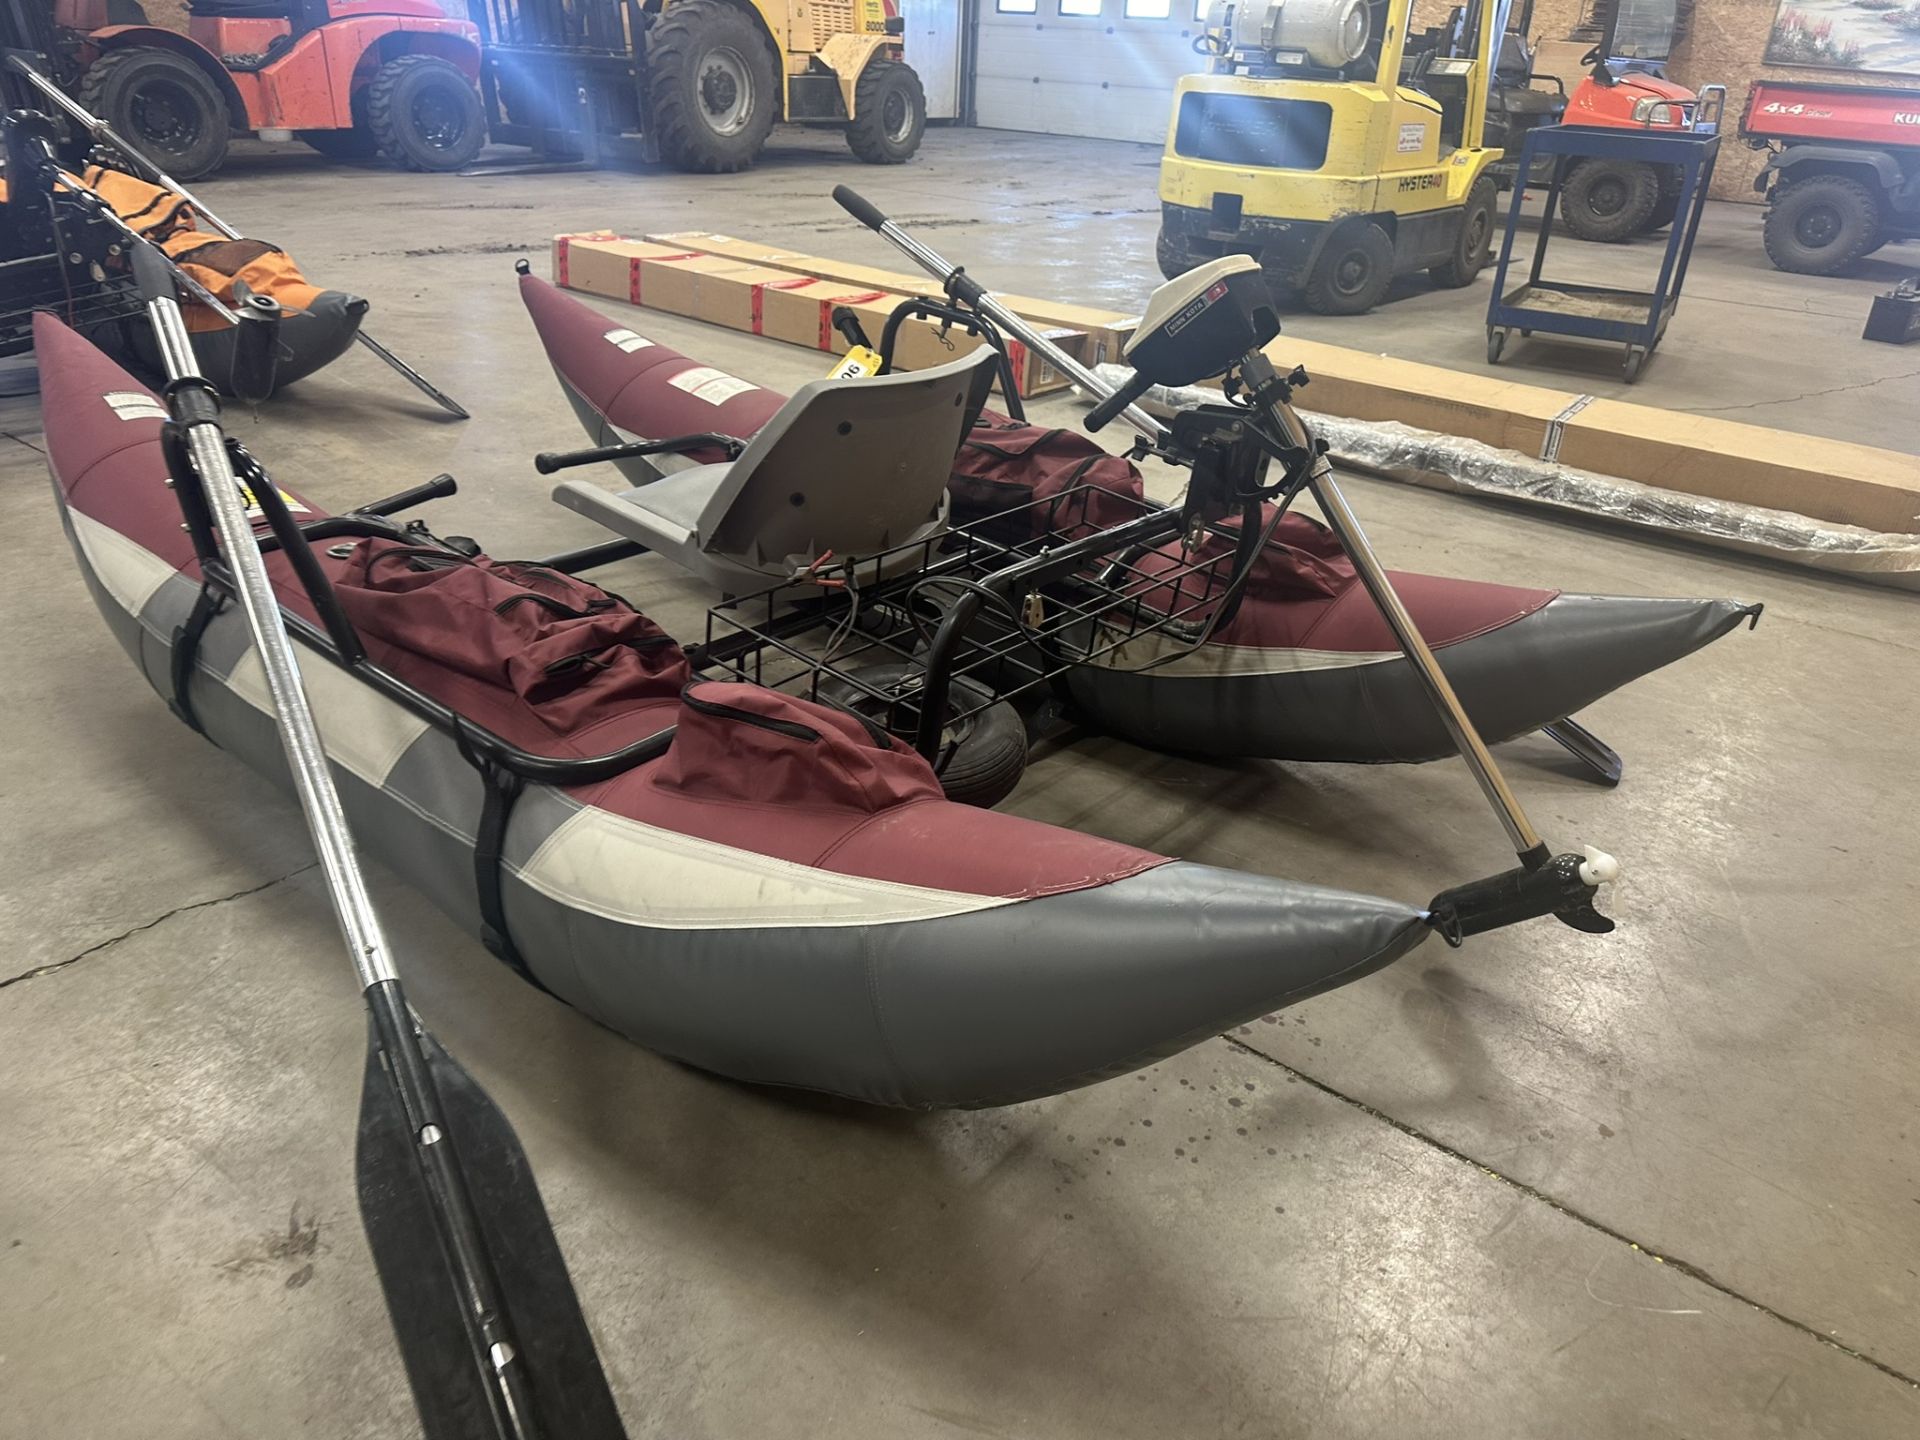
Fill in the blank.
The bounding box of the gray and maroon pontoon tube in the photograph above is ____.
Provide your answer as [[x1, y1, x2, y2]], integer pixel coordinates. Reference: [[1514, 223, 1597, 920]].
[[520, 273, 1756, 764], [39, 312, 1433, 1109]]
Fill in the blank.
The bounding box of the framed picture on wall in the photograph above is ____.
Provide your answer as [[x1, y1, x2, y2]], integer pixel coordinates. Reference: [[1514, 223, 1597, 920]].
[[1765, 0, 1920, 75]]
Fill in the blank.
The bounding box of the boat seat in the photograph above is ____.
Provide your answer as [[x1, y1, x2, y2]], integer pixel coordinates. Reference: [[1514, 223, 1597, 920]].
[[553, 349, 998, 594]]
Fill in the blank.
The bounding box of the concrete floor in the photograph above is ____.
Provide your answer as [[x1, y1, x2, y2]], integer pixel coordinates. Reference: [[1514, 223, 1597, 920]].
[[3, 128, 1918, 1439]]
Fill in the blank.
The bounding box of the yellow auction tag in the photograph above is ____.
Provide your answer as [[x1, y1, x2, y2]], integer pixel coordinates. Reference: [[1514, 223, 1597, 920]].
[[827, 345, 884, 380]]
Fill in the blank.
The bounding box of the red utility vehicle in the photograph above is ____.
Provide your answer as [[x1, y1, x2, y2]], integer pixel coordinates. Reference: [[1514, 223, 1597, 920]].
[[37, 1, 484, 180], [1742, 78, 1920, 276], [1553, 0, 1704, 242]]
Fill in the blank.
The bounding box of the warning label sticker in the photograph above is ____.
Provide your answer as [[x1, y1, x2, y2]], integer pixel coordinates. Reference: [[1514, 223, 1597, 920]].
[[667, 366, 759, 406], [603, 327, 653, 353], [1398, 123, 1428, 153], [104, 391, 168, 422]]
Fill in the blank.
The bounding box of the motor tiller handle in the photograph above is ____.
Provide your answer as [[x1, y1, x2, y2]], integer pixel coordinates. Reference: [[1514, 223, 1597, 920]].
[[1085, 370, 1155, 433], [831, 305, 873, 349]]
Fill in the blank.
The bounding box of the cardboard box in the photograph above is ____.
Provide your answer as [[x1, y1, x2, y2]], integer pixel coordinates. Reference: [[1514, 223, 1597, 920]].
[[646, 229, 1138, 365], [1256, 335, 1920, 536], [552, 232, 1085, 399]]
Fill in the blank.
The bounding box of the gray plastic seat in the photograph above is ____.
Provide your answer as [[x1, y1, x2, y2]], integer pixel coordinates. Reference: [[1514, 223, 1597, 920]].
[[553, 350, 998, 594]]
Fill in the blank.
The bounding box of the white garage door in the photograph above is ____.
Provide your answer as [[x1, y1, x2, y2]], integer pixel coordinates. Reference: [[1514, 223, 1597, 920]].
[[974, 0, 1210, 145]]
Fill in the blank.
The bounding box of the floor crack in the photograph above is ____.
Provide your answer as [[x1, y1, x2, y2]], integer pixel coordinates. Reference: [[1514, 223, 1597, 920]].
[[1222, 1035, 1920, 1391], [1675, 368, 1920, 414], [0, 863, 317, 991]]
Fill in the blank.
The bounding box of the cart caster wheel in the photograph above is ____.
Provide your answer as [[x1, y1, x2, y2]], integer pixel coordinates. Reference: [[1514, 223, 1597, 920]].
[[1520, 329, 1533, 337], [1623, 348, 1646, 383], [1487, 328, 1505, 364]]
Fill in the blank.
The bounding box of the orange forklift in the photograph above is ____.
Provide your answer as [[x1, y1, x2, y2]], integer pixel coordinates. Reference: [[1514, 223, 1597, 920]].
[[3, 1, 485, 179]]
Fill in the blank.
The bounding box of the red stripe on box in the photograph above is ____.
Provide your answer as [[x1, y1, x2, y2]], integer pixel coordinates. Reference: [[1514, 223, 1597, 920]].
[[556, 236, 570, 286]]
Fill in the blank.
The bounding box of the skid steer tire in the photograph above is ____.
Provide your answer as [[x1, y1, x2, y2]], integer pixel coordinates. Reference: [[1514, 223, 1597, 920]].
[[366, 55, 485, 172], [846, 60, 926, 164], [1558, 158, 1659, 243], [1763, 174, 1882, 276], [1430, 177, 1498, 289], [1304, 220, 1394, 316], [648, 0, 779, 174], [78, 47, 230, 181]]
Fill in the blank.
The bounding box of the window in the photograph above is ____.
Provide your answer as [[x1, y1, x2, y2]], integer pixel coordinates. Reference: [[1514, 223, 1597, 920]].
[[1060, 0, 1101, 13], [996, 0, 1037, 12], [1125, 0, 1172, 14], [1195, 0, 1210, 18]]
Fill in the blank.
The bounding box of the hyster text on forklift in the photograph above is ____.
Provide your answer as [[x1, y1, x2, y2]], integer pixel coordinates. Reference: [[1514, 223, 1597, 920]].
[[1157, 0, 1550, 316], [1742, 78, 1920, 276]]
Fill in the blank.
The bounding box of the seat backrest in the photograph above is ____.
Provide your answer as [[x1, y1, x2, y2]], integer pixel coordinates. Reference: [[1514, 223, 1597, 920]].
[[698, 349, 999, 571]]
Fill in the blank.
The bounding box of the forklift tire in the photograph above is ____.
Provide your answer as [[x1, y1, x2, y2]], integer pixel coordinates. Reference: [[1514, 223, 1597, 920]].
[[77, 48, 230, 182], [1430, 177, 1498, 289], [1303, 221, 1394, 316], [1763, 174, 1882, 276], [1558, 158, 1658, 244], [1156, 228, 1202, 280], [846, 61, 926, 164], [648, 0, 779, 174], [366, 55, 485, 172]]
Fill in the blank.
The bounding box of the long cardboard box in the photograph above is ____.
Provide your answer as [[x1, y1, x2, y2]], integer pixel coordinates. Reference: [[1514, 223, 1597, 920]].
[[553, 232, 1083, 397], [644, 229, 1139, 366]]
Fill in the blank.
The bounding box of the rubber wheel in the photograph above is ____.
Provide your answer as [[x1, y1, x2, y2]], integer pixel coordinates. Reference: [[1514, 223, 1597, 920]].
[[1763, 174, 1882, 276], [1486, 328, 1505, 363], [77, 48, 230, 181], [1640, 165, 1683, 233], [1156, 227, 1202, 280], [366, 54, 484, 172], [1304, 221, 1394, 316], [845, 59, 925, 164], [647, 0, 779, 174], [1623, 348, 1647, 383], [1558, 158, 1659, 243], [1430, 176, 1498, 289], [816, 662, 1027, 809]]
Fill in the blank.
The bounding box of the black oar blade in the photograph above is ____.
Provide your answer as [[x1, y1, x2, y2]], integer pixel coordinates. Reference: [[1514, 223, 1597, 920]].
[[356, 1022, 627, 1440]]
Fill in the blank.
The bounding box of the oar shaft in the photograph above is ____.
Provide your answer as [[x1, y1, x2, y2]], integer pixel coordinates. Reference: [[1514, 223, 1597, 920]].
[[151, 289, 398, 988], [140, 260, 547, 1440]]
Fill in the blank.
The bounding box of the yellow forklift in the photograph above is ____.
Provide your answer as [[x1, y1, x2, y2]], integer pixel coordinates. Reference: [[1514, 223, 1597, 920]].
[[1159, 0, 1546, 314]]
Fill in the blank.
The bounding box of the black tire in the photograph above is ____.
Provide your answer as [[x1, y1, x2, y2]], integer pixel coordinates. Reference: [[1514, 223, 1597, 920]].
[[1763, 174, 1882, 276], [647, 0, 779, 174], [1640, 164, 1683, 233], [1558, 158, 1659, 243], [366, 54, 484, 172], [845, 59, 925, 164], [77, 48, 230, 181], [817, 663, 1027, 809], [1156, 227, 1201, 280], [1430, 176, 1498, 288], [1303, 220, 1394, 316]]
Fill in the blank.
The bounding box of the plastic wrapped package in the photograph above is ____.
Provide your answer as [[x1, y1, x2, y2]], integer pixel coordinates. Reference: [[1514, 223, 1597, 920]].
[[1092, 366, 1920, 590]]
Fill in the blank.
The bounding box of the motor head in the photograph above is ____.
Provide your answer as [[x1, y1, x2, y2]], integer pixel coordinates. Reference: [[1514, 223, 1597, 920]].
[[1084, 256, 1280, 432], [1124, 255, 1280, 388]]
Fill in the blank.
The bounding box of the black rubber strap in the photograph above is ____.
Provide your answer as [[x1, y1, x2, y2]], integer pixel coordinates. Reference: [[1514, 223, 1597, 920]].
[[462, 738, 547, 994], [166, 584, 226, 735]]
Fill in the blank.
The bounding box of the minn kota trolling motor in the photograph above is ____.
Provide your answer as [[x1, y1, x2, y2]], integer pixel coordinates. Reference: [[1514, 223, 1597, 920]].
[[833, 186, 1619, 940]]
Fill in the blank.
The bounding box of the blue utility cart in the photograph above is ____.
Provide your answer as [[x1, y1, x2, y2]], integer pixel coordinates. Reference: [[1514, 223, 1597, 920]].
[[1486, 94, 1724, 383]]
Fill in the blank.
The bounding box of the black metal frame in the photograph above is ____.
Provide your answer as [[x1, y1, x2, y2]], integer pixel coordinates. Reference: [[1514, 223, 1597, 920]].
[[0, 112, 145, 358], [465, 0, 659, 165]]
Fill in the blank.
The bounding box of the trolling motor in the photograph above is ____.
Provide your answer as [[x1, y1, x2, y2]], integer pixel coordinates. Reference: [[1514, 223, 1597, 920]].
[[833, 186, 1618, 942]]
